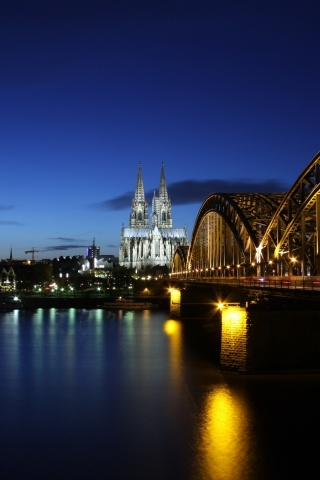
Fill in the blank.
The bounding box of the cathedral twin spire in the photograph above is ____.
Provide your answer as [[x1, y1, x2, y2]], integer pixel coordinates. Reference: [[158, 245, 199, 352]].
[[130, 162, 149, 227], [120, 162, 187, 270], [130, 162, 172, 229]]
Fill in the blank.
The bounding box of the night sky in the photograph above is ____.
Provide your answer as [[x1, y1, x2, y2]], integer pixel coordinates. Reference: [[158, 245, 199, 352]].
[[1, 0, 319, 261]]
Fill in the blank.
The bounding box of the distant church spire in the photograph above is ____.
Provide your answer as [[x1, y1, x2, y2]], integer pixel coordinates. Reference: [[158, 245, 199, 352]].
[[134, 162, 145, 203], [152, 162, 172, 228], [130, 162, 149, 227], [159, 161, 169, 201]]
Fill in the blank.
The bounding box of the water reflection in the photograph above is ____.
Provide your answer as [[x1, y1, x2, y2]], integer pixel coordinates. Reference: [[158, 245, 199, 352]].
[[1, 308, 319, 480], [164, 319, 182, 384], [197, 384, 256, 480]]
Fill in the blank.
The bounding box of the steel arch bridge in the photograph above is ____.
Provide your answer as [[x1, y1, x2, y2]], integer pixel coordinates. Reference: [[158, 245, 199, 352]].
[[171, 151, 320, 278]]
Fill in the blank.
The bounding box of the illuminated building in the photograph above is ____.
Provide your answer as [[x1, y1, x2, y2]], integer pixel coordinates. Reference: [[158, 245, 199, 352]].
[[86, 238, 100, 268], [119, 163, 188, 271]]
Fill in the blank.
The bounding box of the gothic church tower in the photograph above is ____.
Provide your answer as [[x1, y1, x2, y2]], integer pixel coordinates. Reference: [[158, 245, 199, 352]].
[[130, 162, 149, 227], [119, 163, 188, 271], [152, 162, 172, 228]]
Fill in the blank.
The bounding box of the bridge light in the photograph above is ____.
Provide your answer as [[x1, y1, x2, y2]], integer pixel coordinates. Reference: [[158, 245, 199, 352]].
[[164, 319, 180, 336]]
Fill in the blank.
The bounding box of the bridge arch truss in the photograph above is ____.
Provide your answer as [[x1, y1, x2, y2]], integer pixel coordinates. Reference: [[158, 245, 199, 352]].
[[171, 151, 320, 278]]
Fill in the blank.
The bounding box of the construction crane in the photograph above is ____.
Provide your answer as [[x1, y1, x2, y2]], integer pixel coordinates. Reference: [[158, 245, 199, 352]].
[[25, 247, 40, 263]]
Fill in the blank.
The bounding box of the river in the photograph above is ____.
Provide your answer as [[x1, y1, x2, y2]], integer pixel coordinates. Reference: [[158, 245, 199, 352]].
[[0, 307, 319, 479]]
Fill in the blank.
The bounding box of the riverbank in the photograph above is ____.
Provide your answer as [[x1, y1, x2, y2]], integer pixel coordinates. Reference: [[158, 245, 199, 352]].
[[17, 294, 170, 310]]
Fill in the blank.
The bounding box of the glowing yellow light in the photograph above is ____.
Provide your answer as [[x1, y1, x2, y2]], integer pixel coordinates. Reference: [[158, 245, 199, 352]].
[[170, 288, 181, 304], [222, 306, 245, 332], [197, 385, 253, 479], [163, 319, 179, 336]]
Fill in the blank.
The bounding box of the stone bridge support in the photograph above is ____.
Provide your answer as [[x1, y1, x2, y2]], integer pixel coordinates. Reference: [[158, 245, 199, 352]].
[[169, 285, 320, 373]]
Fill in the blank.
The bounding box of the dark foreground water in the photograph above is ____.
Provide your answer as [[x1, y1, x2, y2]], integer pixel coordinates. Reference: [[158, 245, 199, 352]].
[[1, 308, 320, 480]]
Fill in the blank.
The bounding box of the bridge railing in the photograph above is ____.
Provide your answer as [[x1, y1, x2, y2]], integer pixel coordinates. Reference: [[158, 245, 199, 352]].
[[177, 276, 320, 291]]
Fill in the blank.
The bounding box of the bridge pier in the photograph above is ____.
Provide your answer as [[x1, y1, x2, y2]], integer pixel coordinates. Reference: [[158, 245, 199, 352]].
[[170, 285, 320, 373]]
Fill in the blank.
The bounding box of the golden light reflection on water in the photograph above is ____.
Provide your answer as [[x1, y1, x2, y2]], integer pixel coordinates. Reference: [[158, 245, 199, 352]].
[[197, 384, 254, 480], [164, 319, 182, 384], [164, 319, 180, 336]]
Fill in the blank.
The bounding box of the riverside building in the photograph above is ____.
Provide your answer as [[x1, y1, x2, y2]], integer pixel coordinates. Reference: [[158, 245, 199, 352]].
[[119, 163, 188, 272]]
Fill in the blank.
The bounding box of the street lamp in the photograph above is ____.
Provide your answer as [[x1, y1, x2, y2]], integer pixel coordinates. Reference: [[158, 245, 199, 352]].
[[237, 264, 240, 279], [290, 257, 297, 275]]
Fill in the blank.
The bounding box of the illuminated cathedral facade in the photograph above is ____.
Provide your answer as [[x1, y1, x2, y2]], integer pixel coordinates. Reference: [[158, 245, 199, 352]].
[[119, 163, 188, 271]]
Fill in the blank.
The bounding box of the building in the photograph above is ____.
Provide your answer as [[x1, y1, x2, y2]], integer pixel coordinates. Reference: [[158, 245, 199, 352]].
[[87, 238, 100, 263], [119, 163, 188, 271]]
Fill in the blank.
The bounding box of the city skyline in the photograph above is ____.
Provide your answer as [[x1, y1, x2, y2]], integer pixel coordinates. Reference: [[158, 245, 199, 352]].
[[1, 1, 319, 261]]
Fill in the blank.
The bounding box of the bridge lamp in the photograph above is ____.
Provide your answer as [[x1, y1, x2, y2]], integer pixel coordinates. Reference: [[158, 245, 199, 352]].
[[290, 257, 298, 275], [268, 260, 274, 276], [236, 264, 240, 278]]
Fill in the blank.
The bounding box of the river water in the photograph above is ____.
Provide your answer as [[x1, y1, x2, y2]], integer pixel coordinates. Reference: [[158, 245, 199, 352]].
[[0, 307, 319, 480]]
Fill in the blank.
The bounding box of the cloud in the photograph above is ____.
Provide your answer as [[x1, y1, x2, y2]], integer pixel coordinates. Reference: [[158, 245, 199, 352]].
[[42, 245, 86, 252], [0, 205, 15, 211], [106, 244, 118, 249], [89, 178, 289, 211], [0, 206, 21, 225], [166, 178, 289, 205], [48, 237, 82, 243], [32, 239, 88, 252], [0, 220, 23, 225], [88, 192, 132, 211]]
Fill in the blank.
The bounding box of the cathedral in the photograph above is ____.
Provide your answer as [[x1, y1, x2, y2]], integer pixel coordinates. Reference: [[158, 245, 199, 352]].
[[119, 163, 188, 272]]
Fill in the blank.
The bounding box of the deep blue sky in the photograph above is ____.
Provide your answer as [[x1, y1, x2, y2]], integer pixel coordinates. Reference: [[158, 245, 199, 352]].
[[1, 0, 319, 261]]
